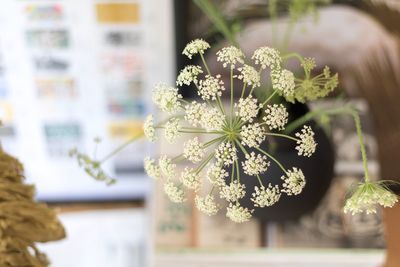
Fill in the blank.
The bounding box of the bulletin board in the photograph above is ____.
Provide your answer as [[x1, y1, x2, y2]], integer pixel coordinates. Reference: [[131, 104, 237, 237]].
[[0, 0, 175, 201]]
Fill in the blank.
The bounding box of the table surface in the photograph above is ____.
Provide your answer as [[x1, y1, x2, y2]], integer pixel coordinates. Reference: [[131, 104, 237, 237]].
[[155, 248, 385, 267]]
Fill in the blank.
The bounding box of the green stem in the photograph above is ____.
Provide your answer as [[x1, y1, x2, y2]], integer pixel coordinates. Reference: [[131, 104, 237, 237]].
[[350, 109, 370, 181], [269, 0, 278, 47], [256, 174, 264, 187], [196, 152, 215, 174], [234, 139, 248, 156], [172, 154, 185, 162], [203, 136, 225, 148], [281, 19, 296, 53], [230, 67, 234, 122], [230, 159, 235, 183], [200, 53, 211, 76], [265, 132, 298, 142], [217, 95, 226, 114], [235, 157, 240, 183], [100, 132, 144, 163], [255, 147, 287, 174], [240, 83, 246, 98], [193, 0, 239, 47], [282, 52, 305, 65], [262, 90, 278, 106]]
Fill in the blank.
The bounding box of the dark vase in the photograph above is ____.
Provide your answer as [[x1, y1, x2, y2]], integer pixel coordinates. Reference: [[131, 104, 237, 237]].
[[240, 103, 335, 222]]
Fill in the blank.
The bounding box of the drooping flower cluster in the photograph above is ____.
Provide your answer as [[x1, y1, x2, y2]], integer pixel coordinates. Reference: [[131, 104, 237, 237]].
[[142, 39, 322, 223], [344, 181, 398, 215]]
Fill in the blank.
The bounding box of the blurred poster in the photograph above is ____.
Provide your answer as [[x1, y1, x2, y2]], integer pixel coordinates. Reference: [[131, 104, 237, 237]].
[[0, 0, 175, 201]]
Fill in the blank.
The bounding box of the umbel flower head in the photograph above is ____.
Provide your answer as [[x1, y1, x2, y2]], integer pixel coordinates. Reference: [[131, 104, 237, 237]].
[[71, 39, 395, 223], [139, 39, 325, 223], [344, 181, 398, 215]]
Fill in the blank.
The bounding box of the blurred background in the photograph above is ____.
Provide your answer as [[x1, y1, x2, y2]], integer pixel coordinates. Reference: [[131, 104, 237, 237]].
[[0, 0, 400, 266]]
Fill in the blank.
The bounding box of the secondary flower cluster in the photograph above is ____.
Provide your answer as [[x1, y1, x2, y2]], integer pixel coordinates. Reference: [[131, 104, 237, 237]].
[[143, 39, 320, 223]]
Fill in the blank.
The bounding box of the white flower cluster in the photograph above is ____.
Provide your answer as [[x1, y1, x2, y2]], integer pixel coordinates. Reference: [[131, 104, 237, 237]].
[[200, 107, 225, 131], [184, 101, 225, 131], [185, 101, 206, 127], [235, 95, 261, 123], [176, 65, 203, 86], [195, 195, 219, 216], [281, 167, 306, 196], [226, 203, 253, 223], [143, 115, 156, 142], [159, 155, 176, 178], [164, 181, 185, 203], [164, 118, 181, 144], [240, 123, 266, 148], [220, 181, 246, 202], [237, 64, 261, 88], [271, 69, 295, 99], [215, 142, 238, 166], [207, 164, 228, 186], [242, 152, 270, 176], [198, 74, 225, 100], [152, 83, 182, 113], [344, 182, 398, 215], [252, 46, 281, 70], [251, 184, 281, 207], [144, 157, 160, 180], [295, 125, 317, 157], [263, 104, 288, 131], [182, 39, 210, 59], [181, 167, 201, 191], [216, 46, 245, 69], [183, 137, 204, 163]]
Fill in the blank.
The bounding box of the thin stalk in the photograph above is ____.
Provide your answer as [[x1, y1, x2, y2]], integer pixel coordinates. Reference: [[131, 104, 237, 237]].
[[230, 67, 234, 121], [172, 154, 185, 162], [196, 152, 215, 174], [255, 147, 287, 174], [282, 52, 305, 65], [350, 109, 370, 181], [209, 185, 215, 195], [240, 83, 247, 98], [203, 136, 226, 148], [235, 157, 240, 183], [100, 131, 144, 163], [269, 0, 278, 47], [230, 159, 235, 183], [200, 53, 211, 75], [256, 174, 264, 187], [193, 0, 239, 47], [234, 139, 248, 156], [265, 132, 298, 142], [216, 95, 226, 115], [262, 90, 278, 106]]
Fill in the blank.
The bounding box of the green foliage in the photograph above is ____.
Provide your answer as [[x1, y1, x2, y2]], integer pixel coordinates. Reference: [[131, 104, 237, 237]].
[[69, 148, 116, 185]]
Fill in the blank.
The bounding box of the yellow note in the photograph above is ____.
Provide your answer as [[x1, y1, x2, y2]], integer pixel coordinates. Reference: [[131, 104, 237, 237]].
[[0, 101, 13, 123], [108, 121, 142, 139], [96, 3, 140, 24]]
